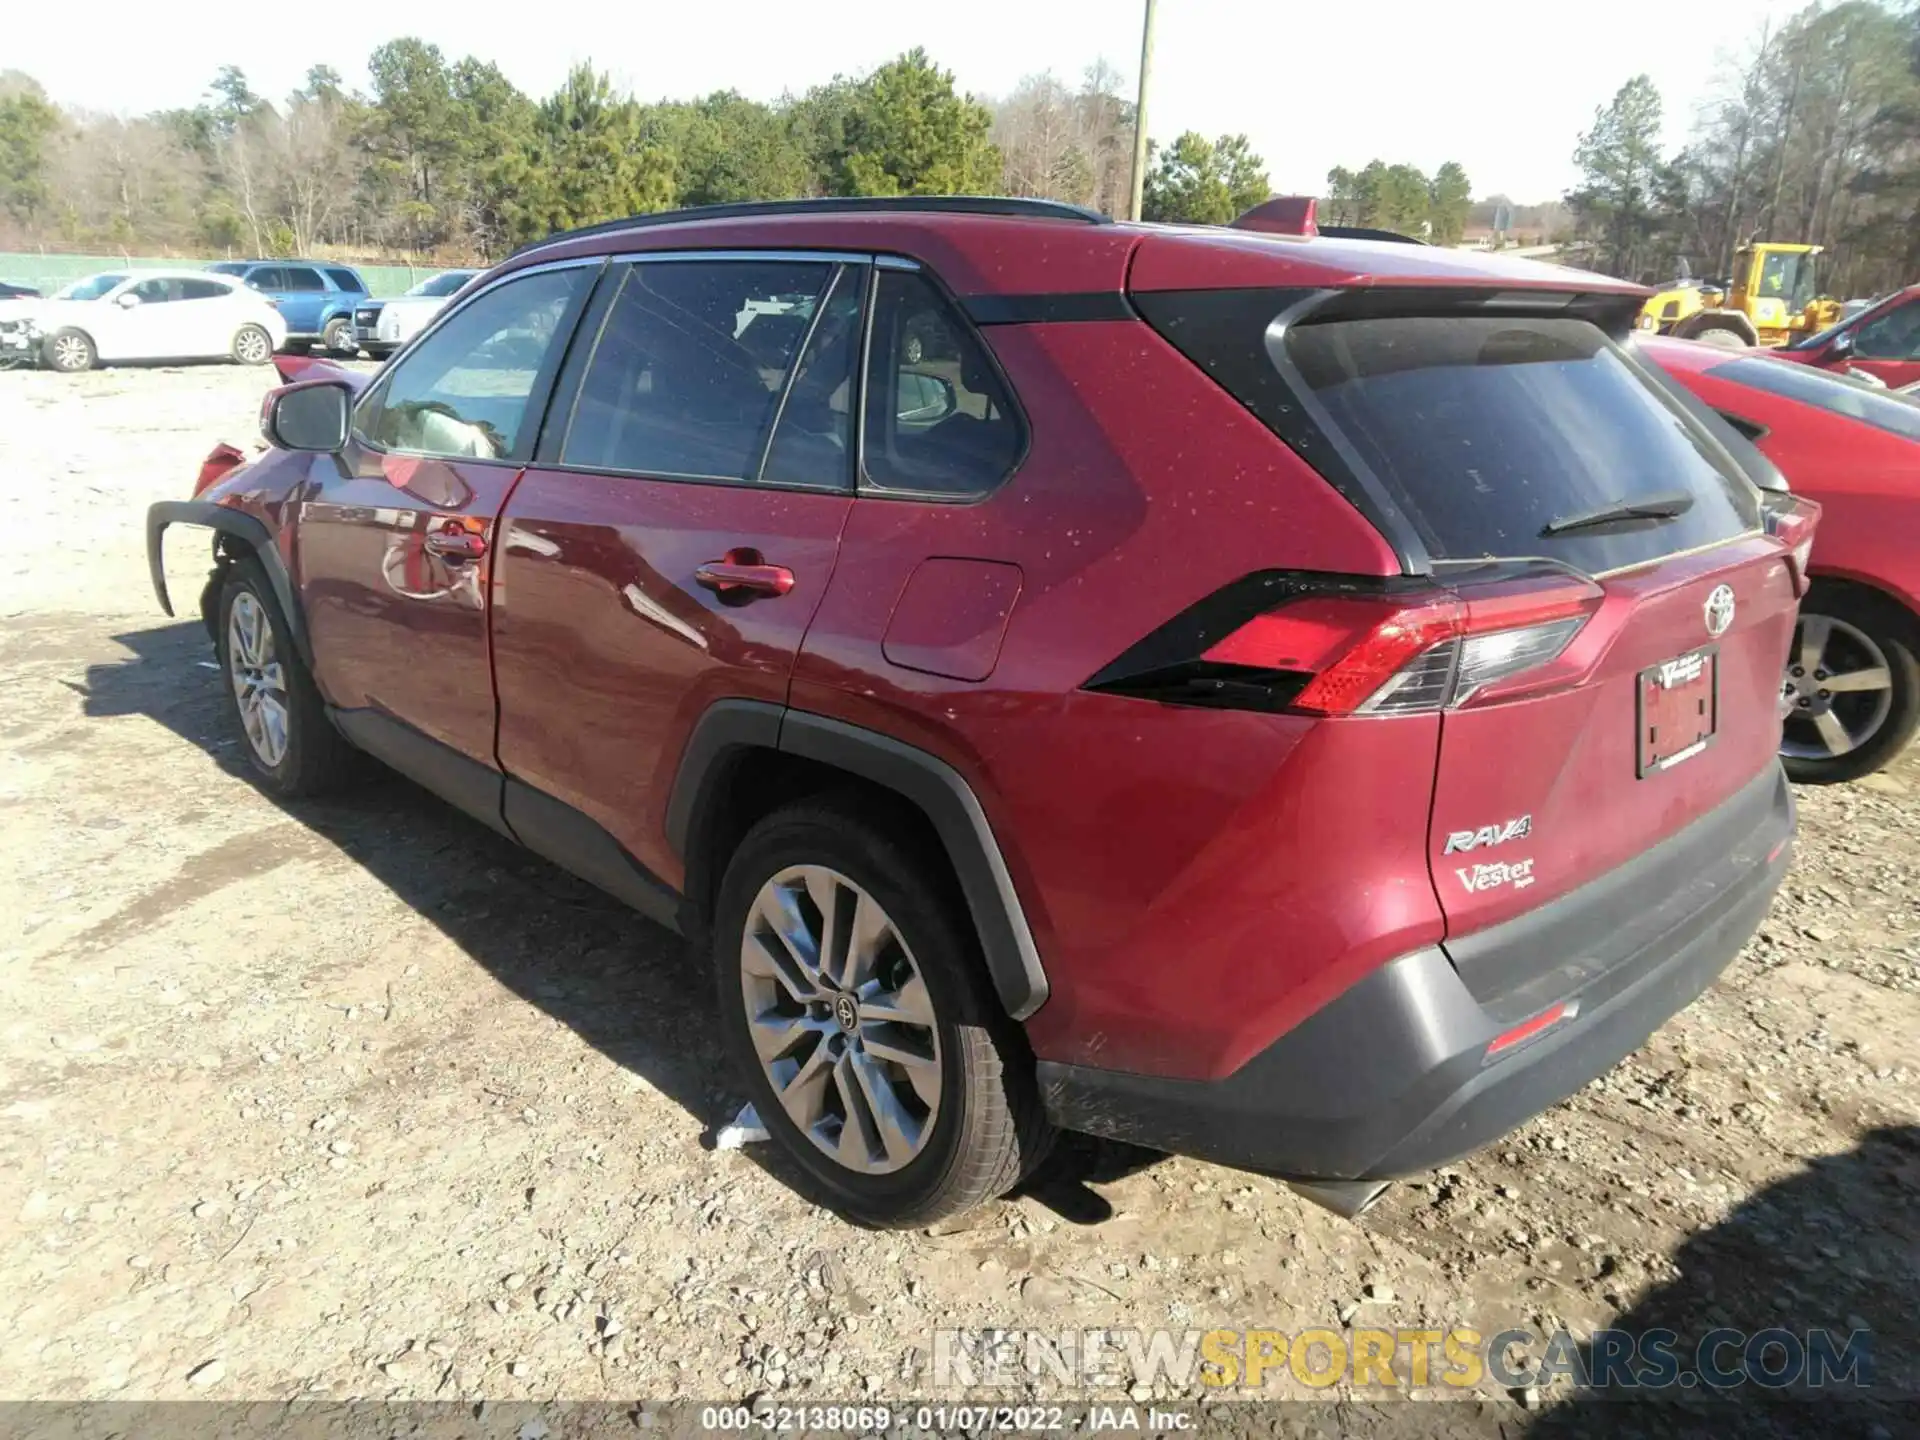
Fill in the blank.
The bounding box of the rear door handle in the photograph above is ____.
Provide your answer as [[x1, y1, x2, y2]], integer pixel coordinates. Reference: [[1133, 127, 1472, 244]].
[[424, 527, 486, 560], [696, 549, 795, 599]]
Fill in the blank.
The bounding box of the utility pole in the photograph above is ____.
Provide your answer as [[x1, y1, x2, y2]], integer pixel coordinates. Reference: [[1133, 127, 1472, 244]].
[[1128, 0, 1158, 222]]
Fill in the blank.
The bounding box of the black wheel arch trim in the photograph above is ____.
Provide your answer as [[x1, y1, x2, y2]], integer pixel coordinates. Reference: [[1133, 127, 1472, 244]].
[[147, 500, 312, 669], [667, 701, 1050, 1021]]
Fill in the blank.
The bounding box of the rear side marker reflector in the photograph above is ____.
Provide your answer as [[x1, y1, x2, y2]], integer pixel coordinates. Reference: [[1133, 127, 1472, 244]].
[[1485, 1001, 1576, 1060]]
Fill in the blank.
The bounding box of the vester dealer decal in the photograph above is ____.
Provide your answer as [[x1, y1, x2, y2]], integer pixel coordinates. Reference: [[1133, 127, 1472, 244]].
[[1456, 858, 1537, 894]]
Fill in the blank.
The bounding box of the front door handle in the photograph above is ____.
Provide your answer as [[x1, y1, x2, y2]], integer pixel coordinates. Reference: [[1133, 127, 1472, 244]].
[[696, 548, 795, 599], [425, 526, 486, 561]]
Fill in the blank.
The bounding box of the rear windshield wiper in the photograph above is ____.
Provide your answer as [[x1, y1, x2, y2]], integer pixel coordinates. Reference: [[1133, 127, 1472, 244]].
[[1541, 491, 1695, 537]]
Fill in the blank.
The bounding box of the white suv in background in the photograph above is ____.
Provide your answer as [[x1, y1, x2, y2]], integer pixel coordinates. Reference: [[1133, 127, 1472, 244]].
[[0, 270, 287, 373], [354, 270, 480, 359]]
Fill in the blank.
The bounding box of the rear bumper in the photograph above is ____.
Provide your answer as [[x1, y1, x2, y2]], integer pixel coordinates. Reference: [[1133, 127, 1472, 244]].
[[1038, 763, 1793, 1181]]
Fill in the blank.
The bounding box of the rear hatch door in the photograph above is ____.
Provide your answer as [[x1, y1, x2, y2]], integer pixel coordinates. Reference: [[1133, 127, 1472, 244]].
[[1279, 310, 1798, 969]]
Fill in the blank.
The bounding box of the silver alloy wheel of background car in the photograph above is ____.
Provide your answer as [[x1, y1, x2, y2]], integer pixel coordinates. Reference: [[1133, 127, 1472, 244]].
[[1781, 613, 1894, 760], [49, 333, 91, 372], [740, 865, 941, 1175], [227, 591, 290, 768], [234, 326, 272, 364]]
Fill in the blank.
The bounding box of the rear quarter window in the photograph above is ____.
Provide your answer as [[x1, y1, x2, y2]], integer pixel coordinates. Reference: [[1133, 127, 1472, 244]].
[[1708, 356, 1920, 443], [326, 268, 365, 292]]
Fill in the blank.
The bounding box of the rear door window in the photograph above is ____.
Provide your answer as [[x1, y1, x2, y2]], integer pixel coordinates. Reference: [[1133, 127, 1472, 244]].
[[761, 265, 866, 490], [181, 278, 231, 300], [560, 258, 832, 481]]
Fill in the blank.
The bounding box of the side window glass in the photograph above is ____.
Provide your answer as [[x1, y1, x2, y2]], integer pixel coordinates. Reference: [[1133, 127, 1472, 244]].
[[249, 268, 285, 291], [283, 267, 325, 292], [1855, 302, 1920, 360], [561, 259, 831, 480], [355, 267, 588, 462], [326, 268, 364, 292], [861, 271, 1023, 497], [180, 279, 229, 301], [131, 278, 175, 304], [761, 265, 867, 489]]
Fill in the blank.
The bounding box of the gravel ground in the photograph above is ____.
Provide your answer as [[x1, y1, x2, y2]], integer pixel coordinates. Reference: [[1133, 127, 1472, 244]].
[[0, 363, 1915, 1424]]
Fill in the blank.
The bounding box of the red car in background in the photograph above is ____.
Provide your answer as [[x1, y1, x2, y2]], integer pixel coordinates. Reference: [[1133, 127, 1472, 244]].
[[1647, 335, 1920, 782], [1774, 283, 1920, 390]]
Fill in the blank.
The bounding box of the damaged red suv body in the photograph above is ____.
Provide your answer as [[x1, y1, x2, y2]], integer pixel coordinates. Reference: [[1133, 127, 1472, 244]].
[[148, 197, 1806, 1224]]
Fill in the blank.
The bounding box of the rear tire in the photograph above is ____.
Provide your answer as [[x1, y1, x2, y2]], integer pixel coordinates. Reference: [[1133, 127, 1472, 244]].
[[1693, 325, 1749, 350], [215, 559, 358, 797], [42, 328, 96, 373], [1781, 584, 1920, 785], [231, 324, 273, 365], [712, 798, 1051, 1227], [321, 316, 353, 354]]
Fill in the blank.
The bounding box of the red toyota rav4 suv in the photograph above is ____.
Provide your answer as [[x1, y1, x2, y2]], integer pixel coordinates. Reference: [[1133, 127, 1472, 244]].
[[147, 197, 1811, 1226]]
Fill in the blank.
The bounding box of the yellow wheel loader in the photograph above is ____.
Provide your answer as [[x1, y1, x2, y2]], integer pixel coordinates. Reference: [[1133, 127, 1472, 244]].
[[1636, 242, 1843, 349]]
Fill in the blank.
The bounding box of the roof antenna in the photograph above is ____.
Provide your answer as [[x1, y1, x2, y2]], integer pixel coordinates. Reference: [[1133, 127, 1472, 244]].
[[1230, 196, 1318, 237]]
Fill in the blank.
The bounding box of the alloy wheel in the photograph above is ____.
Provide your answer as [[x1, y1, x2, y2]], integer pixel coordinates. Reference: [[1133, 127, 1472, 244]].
[[1781, 613, 1893, 760], [227, 591, 290, 768], [236, 327, 270, 364], [739, 865, 941, 1175], [51, 335, 89, 371]]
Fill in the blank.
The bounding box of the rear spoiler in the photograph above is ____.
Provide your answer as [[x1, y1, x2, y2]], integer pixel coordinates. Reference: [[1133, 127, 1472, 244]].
[[1230, 197, 1427, 245]]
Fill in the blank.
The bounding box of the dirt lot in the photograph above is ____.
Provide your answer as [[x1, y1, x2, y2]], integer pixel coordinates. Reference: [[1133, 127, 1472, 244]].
[[0, 363, 1915, 1422]]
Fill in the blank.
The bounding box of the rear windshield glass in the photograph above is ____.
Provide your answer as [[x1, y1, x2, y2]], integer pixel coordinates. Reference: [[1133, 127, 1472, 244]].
[[1708, 355, 1920, 443], [1282, 316, 1760, 573]]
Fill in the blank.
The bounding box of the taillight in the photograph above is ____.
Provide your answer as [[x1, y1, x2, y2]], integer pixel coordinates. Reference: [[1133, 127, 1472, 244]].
[[1762, 494, 1820, 596], [1089, 572, 1604, 717], [1207, 594, 1464, 716]]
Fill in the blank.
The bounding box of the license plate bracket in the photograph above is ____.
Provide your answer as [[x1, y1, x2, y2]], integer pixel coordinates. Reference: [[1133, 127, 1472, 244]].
[[1638, 646, 1719, 777]]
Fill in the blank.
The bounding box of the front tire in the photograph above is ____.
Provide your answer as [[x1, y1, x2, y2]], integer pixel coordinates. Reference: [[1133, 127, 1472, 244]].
[[42, 328, 96, 373], [712, 799, 1050, 1227], [321, 316, 353, 355], [215, 559, 357, 797], [1781, 584, 1920, 784], [232, 324, 273, 365]]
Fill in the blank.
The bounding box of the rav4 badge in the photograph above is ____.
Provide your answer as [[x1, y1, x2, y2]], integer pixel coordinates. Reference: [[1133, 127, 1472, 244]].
[[1443, 815, 1533, 854]]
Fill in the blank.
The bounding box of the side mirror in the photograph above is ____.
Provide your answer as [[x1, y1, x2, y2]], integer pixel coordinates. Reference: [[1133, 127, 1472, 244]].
[[117, 292, 141, 309], [896, 372, 957, 425], [265, 379, 352, 452], [1827, 330, 1854, 359]]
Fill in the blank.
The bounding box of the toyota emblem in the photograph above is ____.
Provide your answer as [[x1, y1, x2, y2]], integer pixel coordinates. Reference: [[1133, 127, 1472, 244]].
[[1704, 584, 1736, 638]]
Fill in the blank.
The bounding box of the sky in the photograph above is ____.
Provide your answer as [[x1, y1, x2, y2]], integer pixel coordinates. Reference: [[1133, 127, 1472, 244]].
[[10, 0, 1817, 202]]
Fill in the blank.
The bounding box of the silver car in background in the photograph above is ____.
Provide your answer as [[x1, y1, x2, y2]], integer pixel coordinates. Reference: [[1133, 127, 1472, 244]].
[[353, 269, 480, 359]]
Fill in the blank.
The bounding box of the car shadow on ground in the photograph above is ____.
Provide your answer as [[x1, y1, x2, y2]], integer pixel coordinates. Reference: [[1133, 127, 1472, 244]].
[[1522, 1123, 1917, 1438], [78, 619, 1162, 1226]]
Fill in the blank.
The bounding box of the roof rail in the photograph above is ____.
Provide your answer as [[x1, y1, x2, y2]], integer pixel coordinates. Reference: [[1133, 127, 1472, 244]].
[[510, 195, 1110, 258]]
